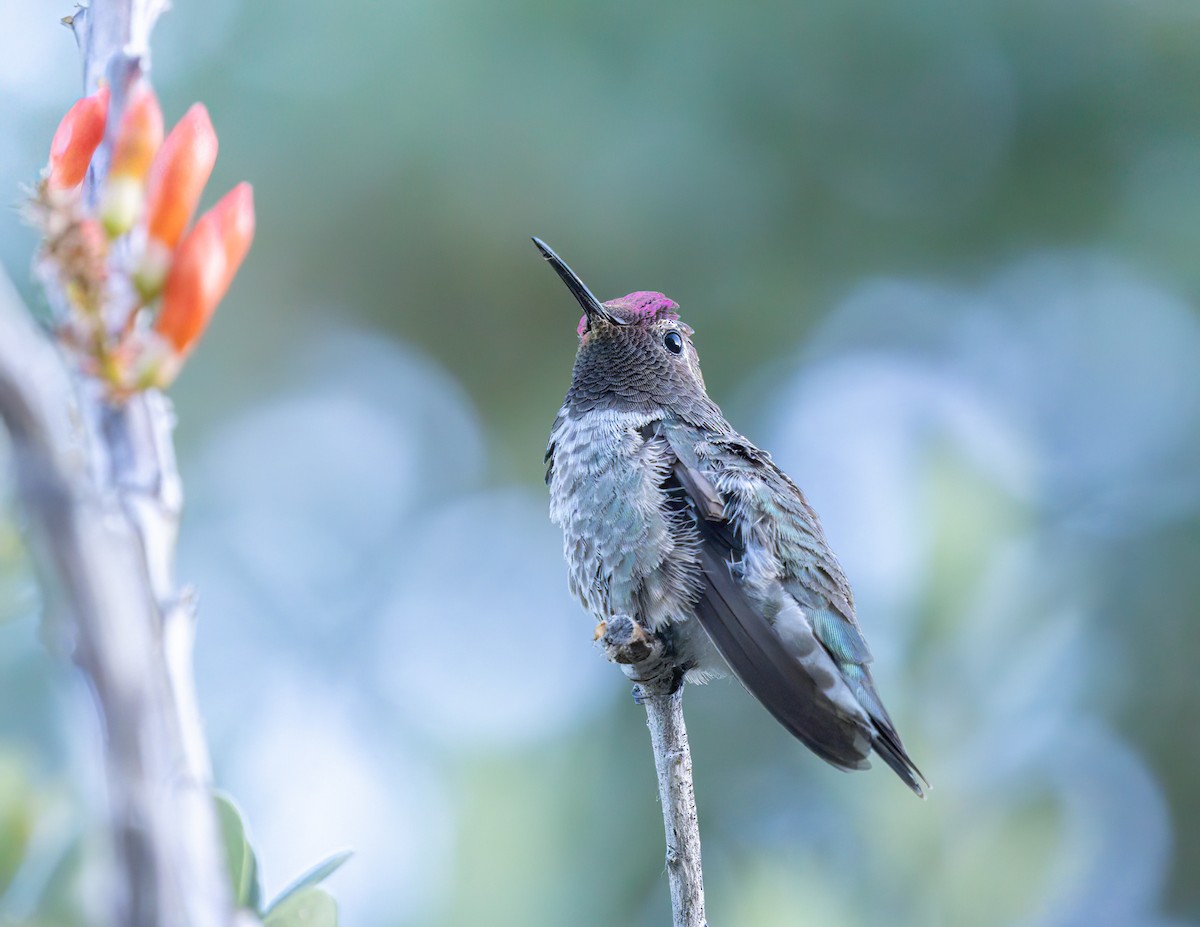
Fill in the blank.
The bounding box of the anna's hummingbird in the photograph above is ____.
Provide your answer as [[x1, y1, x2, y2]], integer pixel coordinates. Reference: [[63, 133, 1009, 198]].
[[536, 238, 926, 796]]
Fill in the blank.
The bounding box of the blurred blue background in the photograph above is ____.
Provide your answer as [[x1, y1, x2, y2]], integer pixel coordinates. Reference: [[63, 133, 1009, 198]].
[[2, 0, 1199, 924]]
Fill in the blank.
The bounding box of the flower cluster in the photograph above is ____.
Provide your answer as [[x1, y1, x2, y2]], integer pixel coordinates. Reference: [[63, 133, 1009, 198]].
[[32, 81, 254, 391]]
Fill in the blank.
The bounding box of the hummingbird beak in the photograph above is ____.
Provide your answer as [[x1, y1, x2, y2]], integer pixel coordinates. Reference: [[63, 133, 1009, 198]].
[[532, 237, 625, 330]]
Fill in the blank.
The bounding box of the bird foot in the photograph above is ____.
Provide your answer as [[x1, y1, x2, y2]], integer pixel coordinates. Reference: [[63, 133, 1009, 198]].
[[599, 615, 656, 665], [598, 615, 680, 697]]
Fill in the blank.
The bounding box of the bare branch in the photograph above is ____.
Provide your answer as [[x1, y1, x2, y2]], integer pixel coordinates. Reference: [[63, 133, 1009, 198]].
[[601, 617, 708, 927]]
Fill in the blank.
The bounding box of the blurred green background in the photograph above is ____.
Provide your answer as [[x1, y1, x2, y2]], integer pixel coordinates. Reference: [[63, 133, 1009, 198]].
[[2, 0, 1200, 924]]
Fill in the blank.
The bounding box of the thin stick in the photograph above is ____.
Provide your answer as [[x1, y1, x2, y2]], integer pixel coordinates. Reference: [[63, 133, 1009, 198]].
[[601, 617, 708, 927]]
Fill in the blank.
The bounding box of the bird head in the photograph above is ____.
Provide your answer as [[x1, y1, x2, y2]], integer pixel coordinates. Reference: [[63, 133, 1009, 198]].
[[533, 237, 711, 415]]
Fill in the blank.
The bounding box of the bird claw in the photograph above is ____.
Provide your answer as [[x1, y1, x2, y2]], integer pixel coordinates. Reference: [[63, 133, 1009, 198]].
[[600, 616, 656, 665]]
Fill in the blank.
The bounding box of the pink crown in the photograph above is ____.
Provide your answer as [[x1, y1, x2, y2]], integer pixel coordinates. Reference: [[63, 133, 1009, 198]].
[[577, 291, 680, 335]]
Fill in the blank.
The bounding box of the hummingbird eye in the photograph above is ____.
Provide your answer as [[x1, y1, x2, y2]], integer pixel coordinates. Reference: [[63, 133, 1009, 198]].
[[663, 330, 684, 355]]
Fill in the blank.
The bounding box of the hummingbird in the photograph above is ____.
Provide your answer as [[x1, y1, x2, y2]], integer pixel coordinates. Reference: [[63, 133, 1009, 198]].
[[536, 237, 926, 796]]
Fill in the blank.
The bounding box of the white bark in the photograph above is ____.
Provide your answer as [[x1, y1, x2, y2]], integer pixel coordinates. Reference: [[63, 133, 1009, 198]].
[[600, 617, 708, 927], [0, 2, 234, 925]]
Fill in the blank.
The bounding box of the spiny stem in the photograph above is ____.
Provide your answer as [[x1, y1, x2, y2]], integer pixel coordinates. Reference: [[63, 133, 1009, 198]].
[[0, 3, 233, 925]]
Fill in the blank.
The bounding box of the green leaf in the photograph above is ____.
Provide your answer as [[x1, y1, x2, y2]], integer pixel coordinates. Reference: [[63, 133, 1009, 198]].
[[213, 790, 261, 911], [0, 754, 36, 896], [262, 886, 337, 927], [32, 829, 85, 925], [264, 849, 352, 916]]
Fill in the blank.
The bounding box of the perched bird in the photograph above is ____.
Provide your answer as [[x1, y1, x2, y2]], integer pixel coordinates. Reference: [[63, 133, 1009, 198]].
[[536, 238, 927, 796]]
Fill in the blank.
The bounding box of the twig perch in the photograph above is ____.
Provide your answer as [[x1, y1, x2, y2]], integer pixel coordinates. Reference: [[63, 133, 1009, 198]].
[[0, 2, 233, 925], [601, 617, 707, 927]]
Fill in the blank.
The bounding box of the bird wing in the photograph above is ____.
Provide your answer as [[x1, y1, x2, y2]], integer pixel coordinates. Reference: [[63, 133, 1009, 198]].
[[651, 421, 927, 795]]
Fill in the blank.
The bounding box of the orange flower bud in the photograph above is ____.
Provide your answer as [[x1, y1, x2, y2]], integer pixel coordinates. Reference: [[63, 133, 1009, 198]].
[[110, 85, 163, 181], [154, 183, 254, 355], [211, 182, 255, 289], [134, 104, 219, 298], [145, 104, 219, 249], [47, 87, 110, 189], [101, 85, 163, 237], [155, 215, 226, 354]]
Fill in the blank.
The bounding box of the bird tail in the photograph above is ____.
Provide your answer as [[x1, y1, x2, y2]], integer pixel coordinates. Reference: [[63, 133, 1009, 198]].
[[837, 662, 929, 798], [870, 717, 928, 798]]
